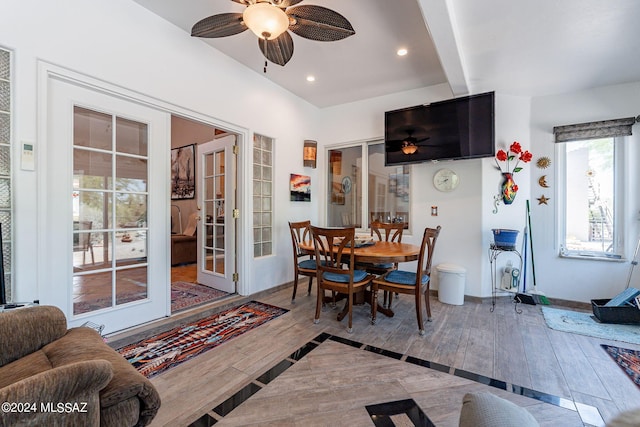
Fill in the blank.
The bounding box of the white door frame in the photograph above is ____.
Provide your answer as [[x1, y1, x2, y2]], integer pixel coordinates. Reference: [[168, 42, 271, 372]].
[[36, 62, 249, 328]]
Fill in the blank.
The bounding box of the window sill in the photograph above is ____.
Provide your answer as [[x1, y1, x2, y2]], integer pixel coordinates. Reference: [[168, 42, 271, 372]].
[[559, 252, 626, 262]]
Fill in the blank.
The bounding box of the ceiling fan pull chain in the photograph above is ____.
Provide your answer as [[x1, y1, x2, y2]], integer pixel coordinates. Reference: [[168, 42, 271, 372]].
[[263, 37, 268, 73]]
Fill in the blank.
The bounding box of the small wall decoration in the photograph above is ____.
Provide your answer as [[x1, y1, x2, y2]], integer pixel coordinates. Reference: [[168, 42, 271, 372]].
[[290, 174, 311, 202], [493, 140, 532, 213], [536, 156, 551, 169], [171, 144, 195, 200], [303, 140, 317, 168], [538, 175, 550, 188], [537, 195, 550, 205], [341, 176, 352, 194]]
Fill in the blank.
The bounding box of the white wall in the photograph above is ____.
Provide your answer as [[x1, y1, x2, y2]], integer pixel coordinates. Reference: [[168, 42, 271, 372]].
[[529, 81, 640, 302], [318, 89, 531, 298], [3, 0, 638, 306], [0, 0, 321, 300]]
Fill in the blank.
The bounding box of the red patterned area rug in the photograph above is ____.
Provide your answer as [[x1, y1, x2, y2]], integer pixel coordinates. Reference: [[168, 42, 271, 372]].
[[602, 344, 640, 388], [171, 281, 229, 313], [117, 301, 289, 378]]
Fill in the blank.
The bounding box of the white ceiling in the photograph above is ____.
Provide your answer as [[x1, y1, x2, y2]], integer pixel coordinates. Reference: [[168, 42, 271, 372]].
[[132, 0, 640, 108]]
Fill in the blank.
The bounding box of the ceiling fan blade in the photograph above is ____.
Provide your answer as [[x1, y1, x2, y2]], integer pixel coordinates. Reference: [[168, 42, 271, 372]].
[[277, 0, 304, 8], [386, 141, 403, 152], [258, 31, 294, 66], [191, 13, 247, 38], [231, 0, 251, 5], [287, 5, 355, 41]]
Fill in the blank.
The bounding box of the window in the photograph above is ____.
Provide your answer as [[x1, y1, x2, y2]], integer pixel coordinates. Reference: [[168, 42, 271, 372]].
[[327, 141, 410, 229], [0, 48, 11, 302], [559, 137, 622, 258], [253, 134, 273, 257]]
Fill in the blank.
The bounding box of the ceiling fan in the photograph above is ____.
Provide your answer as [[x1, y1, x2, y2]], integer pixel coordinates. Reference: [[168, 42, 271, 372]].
[[386, 130, 432, 155], [191, 0, 355, 72]]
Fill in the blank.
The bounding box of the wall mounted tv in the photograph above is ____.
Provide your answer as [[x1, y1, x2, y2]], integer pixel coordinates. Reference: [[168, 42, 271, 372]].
[[384, 91, 495, 166]]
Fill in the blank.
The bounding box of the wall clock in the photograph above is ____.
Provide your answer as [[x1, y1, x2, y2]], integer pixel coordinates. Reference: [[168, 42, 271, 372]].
[[341, 176, 352, 194], [433, 168, 459, 192]]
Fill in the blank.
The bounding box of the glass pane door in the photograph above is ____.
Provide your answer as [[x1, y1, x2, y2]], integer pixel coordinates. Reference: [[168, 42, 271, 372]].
[[72, 107, 149, 315]]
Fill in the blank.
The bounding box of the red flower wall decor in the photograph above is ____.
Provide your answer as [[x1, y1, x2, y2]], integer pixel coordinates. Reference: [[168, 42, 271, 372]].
[[495, 141, 532, 205]]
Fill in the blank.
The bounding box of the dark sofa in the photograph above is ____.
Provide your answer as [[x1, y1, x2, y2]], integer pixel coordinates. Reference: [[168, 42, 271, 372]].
[[0, 305, 160, 426]]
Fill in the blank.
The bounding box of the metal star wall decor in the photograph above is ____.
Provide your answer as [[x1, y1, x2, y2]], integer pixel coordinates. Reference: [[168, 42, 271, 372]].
[[537, 195, 550, 205]]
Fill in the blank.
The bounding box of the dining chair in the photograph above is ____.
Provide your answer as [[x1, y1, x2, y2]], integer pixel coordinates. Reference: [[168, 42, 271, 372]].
[[288, 220, 316, 303], [371, 225, 441, 335], [310, 225, 374, 333], [73, 220, 95, 265], [360, 220, 405, 307], [369, 211, 390, 225]]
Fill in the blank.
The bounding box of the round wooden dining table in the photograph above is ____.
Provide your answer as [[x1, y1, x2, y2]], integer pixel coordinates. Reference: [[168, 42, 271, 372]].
[[298, 239, 421, 319], [298, 240, 420, 264]]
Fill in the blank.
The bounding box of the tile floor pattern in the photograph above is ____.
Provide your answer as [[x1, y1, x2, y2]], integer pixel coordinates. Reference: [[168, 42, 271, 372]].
[[186, 333, 599, 426], [109, 281, 640, 426]]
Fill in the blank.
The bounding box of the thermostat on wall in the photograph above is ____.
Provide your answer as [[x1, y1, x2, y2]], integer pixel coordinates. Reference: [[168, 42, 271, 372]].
[[21, 142, 35, 171]]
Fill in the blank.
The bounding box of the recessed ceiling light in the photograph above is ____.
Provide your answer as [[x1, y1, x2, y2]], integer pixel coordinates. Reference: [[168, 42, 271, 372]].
[[397, 48, 408, 56], [306, 75, 316, 82]]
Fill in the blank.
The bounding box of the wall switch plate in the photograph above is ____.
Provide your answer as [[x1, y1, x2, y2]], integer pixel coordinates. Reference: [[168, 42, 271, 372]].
[[21, 142, 35, 171], [431, 206, 438, 216]]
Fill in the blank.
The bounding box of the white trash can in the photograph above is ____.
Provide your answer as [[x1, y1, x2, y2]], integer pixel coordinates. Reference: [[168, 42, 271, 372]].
[[437, 263, 466, 305]]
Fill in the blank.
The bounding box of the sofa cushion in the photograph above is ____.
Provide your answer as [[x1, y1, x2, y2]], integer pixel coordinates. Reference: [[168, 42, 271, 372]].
[[101, 395, 140, 427], [0, 349, 52, 389], [0, 305, 67, 367], [42, 327, 160, 413], [0, 359, 112, 427], [459, 392, 539, 427]]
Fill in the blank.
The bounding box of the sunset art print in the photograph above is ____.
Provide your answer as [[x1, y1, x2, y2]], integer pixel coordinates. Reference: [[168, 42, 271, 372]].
[[290, 174, 311, 202]]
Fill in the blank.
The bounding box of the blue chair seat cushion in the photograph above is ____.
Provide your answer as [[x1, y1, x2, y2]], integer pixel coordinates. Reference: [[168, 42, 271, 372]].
[[299, 259, 330, 270], [298, 259, 318, 270], [372, 262, 393, 269], [323, 269, 368, 283], [384, 270, 429, 286]]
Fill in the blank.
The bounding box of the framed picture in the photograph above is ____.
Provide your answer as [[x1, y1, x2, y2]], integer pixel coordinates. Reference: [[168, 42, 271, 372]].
[[171, 144, 196, 200], [290, 174, 311, 202], [389, 174, 397, 194]]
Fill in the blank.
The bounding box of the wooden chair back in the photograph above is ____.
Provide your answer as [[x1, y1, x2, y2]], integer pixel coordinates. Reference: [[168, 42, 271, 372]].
[[288, 220, 315, 302], [289, 220, 311, 260], [370, 220, 404, 243], [310, 225, 372, 333], [418, 226, 441, 281], [371, 225, 441, 334], [309, 225, 356, 277]]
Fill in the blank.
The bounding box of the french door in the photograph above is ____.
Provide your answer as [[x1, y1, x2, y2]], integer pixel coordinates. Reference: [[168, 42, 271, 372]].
[[45, 76, 169, 334], [196, 135, 237, 293]]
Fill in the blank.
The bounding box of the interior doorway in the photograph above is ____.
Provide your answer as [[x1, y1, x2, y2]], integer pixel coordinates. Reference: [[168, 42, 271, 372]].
[[169, 116, 238, 307]]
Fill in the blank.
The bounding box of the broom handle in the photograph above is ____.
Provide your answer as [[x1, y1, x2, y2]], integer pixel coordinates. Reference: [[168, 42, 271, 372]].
[[526, 200, 537, 290]]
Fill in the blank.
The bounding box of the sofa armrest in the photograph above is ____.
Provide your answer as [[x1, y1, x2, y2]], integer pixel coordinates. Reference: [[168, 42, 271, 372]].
[[0, 359, 112, 427], [43, 327, 161, 426], [0, 306, 68, 367]]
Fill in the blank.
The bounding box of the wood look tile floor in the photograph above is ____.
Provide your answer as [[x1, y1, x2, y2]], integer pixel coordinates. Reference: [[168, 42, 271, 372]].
[[110, 281, 640, 426]]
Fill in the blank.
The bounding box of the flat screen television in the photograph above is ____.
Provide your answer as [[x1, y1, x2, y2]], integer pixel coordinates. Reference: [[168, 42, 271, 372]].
[[384, 91, 495, 166]]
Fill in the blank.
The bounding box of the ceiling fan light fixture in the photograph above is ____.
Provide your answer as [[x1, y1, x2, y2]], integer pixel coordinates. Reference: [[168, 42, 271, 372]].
[[243, 2, 289, 40], [401, 142, 418, 155]]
